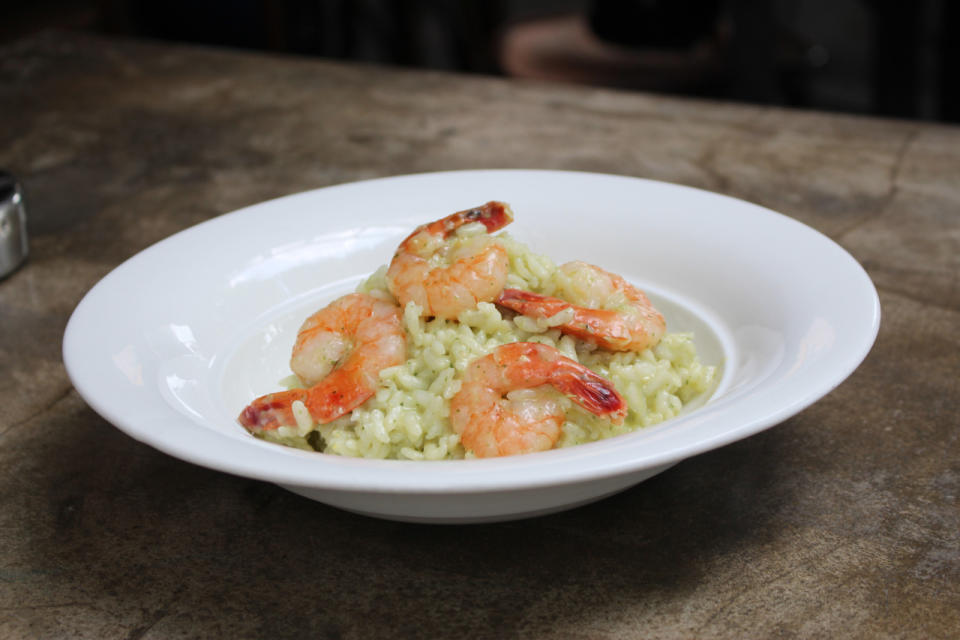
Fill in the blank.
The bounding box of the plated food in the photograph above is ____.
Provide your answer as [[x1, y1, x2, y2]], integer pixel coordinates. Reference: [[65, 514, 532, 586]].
[[238, 201, 717, 459], [64, 169, 879, 520]]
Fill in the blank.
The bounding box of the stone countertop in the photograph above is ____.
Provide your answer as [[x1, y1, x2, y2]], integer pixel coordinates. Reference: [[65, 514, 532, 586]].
[[1, 32, 957, 639]]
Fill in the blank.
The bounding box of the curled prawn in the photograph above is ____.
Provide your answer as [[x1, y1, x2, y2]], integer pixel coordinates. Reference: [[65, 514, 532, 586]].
[[450, 342, 626, 458], [386, 201, 513, 319], [497, 261, 666, 352], [238, 293, 405, 432]]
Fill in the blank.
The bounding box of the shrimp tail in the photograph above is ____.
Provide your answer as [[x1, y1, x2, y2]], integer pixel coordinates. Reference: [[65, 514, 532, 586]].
[[238, 377, 375, 433], [555, 364, 628, 424], [498, 288, 632, 348], [460, 200, 514, 234], [432, 200, 513, 238], [406, 200, 514, 246], [497, 288, 571, 317], [238, 389, 307, 432]]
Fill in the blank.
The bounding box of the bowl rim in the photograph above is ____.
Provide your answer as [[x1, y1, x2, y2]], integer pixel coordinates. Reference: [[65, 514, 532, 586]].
[[63, 169, 881, 494]]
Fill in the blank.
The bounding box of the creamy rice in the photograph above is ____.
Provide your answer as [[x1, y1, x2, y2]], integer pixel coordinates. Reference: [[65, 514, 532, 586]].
[[259, 227, 717, 459]]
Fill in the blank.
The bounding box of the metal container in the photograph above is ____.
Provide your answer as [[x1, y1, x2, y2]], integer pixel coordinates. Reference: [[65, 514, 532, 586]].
[[0, 171, 28, 279]]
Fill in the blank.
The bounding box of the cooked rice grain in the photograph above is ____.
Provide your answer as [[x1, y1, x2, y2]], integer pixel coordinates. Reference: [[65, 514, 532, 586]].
[[258, 233, 717, 458]]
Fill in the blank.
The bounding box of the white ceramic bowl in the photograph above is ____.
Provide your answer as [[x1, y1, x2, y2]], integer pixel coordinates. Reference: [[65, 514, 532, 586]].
[[63, 170, 880, 523]]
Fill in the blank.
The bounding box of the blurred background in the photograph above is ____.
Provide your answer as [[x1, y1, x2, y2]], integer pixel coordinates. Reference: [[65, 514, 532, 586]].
[[3, 0, 957, 122]]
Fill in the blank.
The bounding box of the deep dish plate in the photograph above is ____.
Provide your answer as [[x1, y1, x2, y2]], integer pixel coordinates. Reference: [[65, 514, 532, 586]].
[[63, 170, 880, 523]]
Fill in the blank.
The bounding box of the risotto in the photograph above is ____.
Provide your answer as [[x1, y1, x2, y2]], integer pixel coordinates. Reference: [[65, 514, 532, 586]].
[[253, 221, 717, 460]]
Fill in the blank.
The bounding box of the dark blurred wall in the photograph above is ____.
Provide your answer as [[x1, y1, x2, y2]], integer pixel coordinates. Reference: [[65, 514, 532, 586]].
[[4, 0, 957, 122]]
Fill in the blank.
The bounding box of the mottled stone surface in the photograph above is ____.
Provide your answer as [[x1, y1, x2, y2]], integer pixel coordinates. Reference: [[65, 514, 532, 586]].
[[1, 31, 958, 639]]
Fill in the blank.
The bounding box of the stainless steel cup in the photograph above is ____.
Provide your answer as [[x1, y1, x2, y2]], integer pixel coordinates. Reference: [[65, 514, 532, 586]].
[[0, 171, 28, 279]]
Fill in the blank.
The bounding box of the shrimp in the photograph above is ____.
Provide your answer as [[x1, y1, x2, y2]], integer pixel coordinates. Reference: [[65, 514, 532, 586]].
[[238, 293, 405, 432], [386, 201, 514, 319], [497, 261, 666, 352], [450, 342, 626, 458]]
